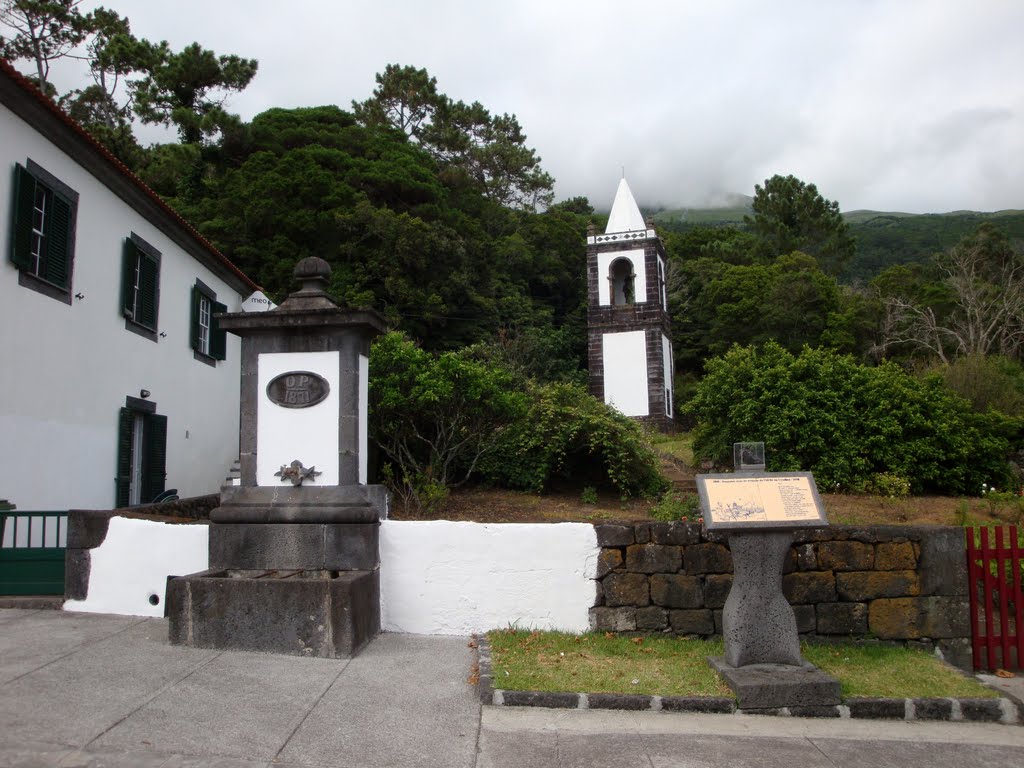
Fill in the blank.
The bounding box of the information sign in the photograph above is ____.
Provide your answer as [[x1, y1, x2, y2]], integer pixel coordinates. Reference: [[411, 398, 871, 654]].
[[697, 472, 827, 531]]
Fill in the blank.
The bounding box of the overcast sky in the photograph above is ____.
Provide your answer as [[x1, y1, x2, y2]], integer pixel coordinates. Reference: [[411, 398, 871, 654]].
[[42, 1, 1024, 213]]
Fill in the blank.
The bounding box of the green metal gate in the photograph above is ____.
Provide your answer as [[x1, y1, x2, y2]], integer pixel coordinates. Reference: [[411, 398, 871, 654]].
[[0, 511, 67, 596]]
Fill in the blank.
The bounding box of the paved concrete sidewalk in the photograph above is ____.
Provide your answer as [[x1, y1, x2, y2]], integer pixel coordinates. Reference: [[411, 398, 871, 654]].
[[480, 707, 1024, 768], [1, 609, 1023, 767], [0, 609, 480, 767]]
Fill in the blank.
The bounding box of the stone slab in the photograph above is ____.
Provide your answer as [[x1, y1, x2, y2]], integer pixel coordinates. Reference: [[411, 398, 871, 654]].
[[168, 569, 379, 657], [211, 485, 381, 523], [0, 611, 143, 685], [587, 693, 651, 710], [208, 522, 378, 570], [709, 656, 841, 709], [92, 648, 343, 761], [812, 738, 1024, 768], [278, 633, 479, 768], [644, 733, 834, 768], [0, 619, 218, 748]]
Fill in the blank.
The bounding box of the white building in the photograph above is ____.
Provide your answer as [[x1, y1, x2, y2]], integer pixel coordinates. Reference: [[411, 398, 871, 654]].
[[0, 60, 260, 510]]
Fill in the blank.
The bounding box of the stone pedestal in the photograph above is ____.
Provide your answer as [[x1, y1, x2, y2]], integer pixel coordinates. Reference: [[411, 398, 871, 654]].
[[167, 257, 387, 658], [723, 531, 801, 667], [714, 529, 840, 709], [709, 657, 841, 710], [169, 485, 385, 658]]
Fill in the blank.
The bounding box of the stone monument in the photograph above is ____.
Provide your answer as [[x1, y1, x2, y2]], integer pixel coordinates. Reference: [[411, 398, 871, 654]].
[[167, 257, 387, 657], [698, 445, 841, 711]]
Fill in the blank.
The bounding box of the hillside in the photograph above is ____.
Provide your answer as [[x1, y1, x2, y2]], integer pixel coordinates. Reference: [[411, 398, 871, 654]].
[[646, 202, 1024, 283], [841, 208, 1024, 283]]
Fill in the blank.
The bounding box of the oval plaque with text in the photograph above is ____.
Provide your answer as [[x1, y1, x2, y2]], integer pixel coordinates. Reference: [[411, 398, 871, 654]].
[[266, 371, 330, 409]]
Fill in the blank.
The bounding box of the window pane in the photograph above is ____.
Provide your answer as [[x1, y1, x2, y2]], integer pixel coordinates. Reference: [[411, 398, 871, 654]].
[[31, 186, 47, 275], [199, 296, 211, 355]]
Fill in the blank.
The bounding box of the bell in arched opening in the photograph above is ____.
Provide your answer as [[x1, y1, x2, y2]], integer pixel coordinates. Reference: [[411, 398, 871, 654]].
[[609, 257, 636, 305]]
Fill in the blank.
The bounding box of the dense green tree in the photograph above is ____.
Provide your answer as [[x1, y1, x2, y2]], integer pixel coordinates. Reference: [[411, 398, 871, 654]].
[[663, 225, 757, 266], [746, 174, 856, 275], [351, 63, 439, 140], [923, 354, 1024, 416], [55, 8, 148, 167], [369, 332, 528, 513], [130, 40, 257, 146], [172, 106, 586, 359], [874, 224, 1024, 362], [354, 63, 554, 210], [480, 380, 667, 497], [687, 341, 1017, 494], [669, 252, 847, 367], [424, 99, 554, 210], [61, 82, 143, 165], [0, 0, 90, 94]]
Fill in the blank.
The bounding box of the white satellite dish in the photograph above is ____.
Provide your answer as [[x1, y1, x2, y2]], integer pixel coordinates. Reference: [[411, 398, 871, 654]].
[[241, 291, 277, 312]]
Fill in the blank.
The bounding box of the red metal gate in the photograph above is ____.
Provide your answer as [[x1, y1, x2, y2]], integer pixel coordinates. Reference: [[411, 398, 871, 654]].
[[967, 526, 1023, 671]]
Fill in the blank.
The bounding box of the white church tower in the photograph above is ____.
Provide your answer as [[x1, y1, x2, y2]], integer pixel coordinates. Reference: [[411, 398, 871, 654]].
[[586, 179, 674, 430]]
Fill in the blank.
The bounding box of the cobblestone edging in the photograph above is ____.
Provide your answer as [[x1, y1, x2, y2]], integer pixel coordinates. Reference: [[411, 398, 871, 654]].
[[474, 635, 1021, 725]]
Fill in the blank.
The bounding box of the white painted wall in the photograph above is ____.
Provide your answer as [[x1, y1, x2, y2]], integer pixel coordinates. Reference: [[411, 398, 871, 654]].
[[662, 333, 674, 418], [597, 248, 646, 306], [256, 351, 340, 485], [63, 517, 209, 617], [63, 517, 602, 634], [380, 521, 598, 634], [0, 103, 245, 509], [658, 256, 668, 310], [602, 331, 649, 416]]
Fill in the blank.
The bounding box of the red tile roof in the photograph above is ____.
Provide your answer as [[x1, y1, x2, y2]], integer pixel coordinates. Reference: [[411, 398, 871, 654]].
[[0, 57, 261, 293]]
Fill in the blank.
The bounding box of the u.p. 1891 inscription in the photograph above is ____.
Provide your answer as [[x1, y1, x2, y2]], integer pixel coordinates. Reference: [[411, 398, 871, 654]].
[[697, 473, 827, 531], [266, 371, 330, 409]]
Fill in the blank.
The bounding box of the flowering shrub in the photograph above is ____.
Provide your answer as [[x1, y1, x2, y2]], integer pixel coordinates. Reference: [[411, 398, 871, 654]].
[[981, 483, 1024, 524]]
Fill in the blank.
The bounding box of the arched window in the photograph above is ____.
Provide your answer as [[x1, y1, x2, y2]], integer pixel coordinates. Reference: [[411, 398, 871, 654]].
[[609, 258, 636, 305]]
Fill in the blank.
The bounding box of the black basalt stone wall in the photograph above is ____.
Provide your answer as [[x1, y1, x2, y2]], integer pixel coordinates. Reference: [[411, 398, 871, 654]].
[[591, 523, 972, 669]]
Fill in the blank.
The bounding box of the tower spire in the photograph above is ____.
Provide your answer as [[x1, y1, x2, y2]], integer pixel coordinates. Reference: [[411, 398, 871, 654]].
[[605, 177, 646, 234]]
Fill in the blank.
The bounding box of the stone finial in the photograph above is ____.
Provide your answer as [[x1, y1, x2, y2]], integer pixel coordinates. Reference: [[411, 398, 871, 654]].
[[645, 217, 656, 229], [294, 256, 331, 286], [587, 223, 597, 236], [277, 256, 337, 310]]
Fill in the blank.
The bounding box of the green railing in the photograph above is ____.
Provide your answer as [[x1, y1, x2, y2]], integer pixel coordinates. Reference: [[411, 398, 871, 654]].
[[0, 511, 67, 596]]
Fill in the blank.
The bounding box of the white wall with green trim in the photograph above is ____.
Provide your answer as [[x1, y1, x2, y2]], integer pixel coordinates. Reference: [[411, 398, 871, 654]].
[[0, 101, 246, 510]]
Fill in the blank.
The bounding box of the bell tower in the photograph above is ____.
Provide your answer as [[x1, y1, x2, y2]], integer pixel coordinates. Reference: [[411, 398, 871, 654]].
[[586, 178, 674, 430]]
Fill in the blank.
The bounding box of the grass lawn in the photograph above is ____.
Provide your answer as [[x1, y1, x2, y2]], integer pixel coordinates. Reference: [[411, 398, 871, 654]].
[[487, 630, 998, 700]]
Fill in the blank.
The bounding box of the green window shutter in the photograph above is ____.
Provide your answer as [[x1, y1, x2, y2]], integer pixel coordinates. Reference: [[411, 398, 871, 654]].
[[10, 164, 35, 270], [43, 192, 72, 289], [190, 285, 202, 352], [115, 408, 133, 508], [142, 413, 167, 503], [210, 300, 228, 360], [120, 238, 137, 318], [137, 253, 159, 330]]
